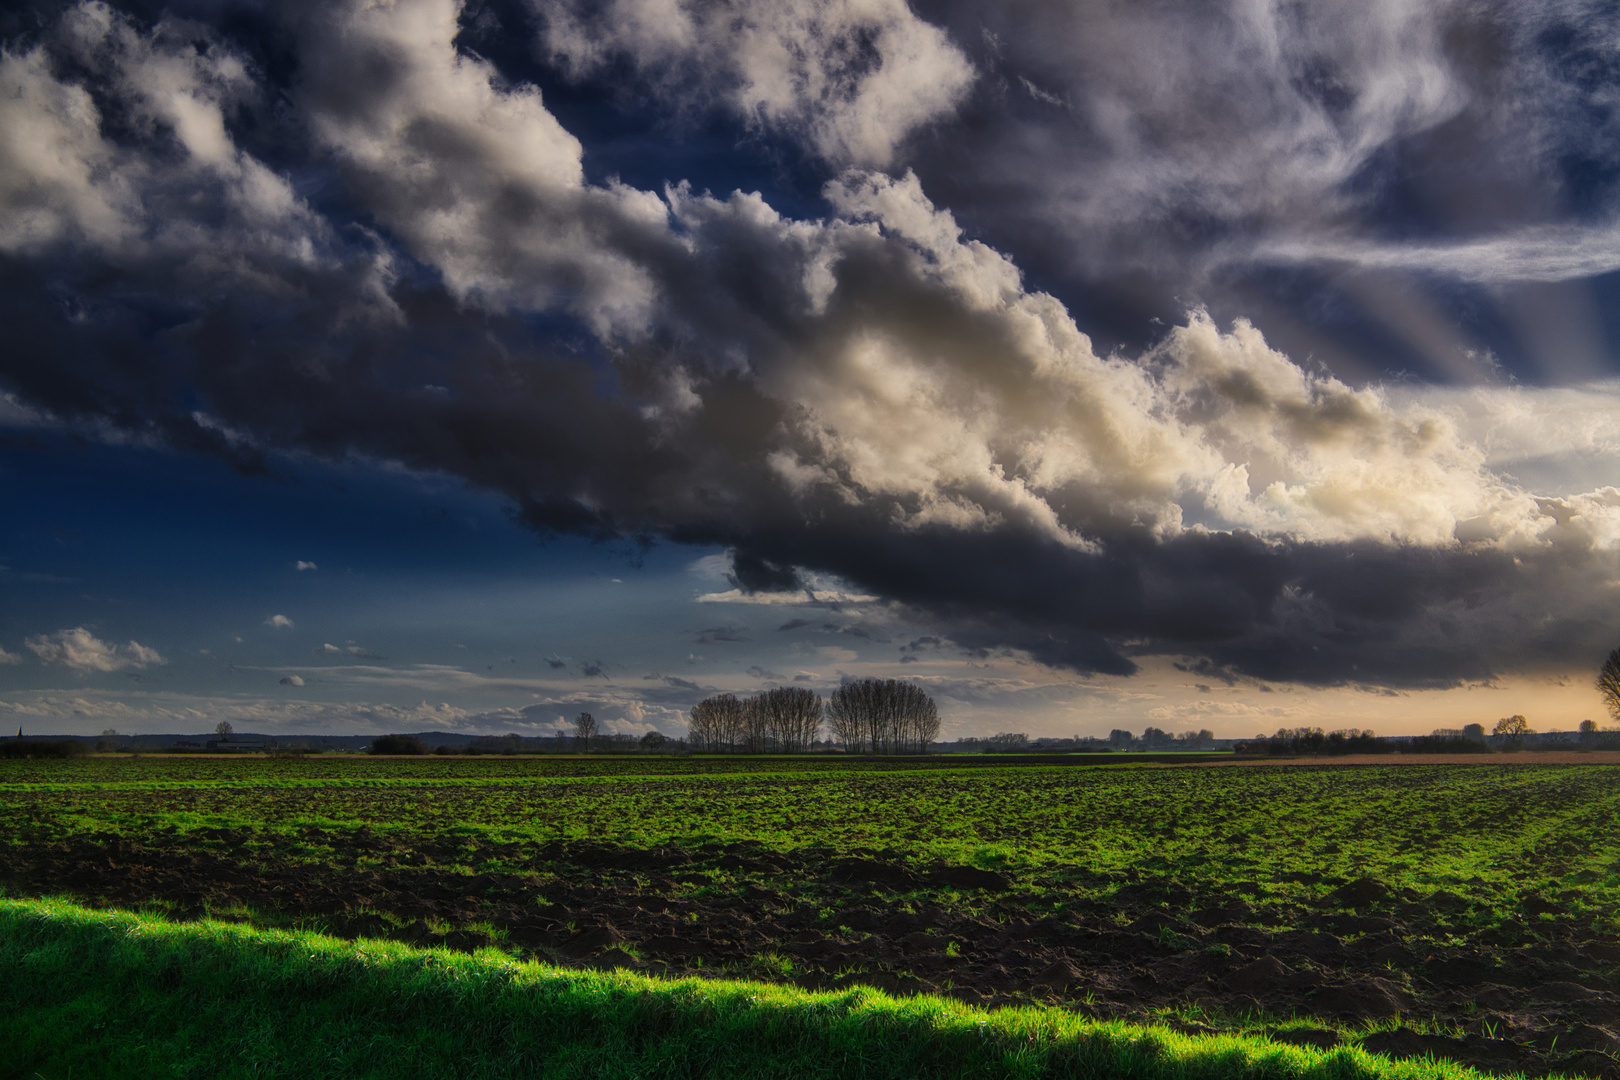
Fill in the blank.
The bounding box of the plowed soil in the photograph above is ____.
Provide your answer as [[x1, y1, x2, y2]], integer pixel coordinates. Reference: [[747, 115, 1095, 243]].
[[1219, 753, 1620, 767], [3, 826, 1617, 1079]]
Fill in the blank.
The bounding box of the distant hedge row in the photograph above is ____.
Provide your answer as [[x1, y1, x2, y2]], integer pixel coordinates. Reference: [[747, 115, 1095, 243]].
[[0, 739, 88, 759]]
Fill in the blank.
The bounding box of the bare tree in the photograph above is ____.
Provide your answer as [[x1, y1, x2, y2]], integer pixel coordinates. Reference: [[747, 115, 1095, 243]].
[[1598, 647, 1620, 724], [688, 694, 749, 751], [215, 720, 233, 741], [740, 693, 768, 752], [756, 686, 821, 752], [825, 679, 939, 754], [904, 690, 940, 752], [573, 711, 598, 751], [826, 691, 864, 751], [687, 696, 721, 751]]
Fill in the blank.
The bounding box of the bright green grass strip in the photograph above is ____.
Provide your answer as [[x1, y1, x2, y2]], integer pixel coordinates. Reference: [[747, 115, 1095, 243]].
[[5, 897, 1508, 1080]]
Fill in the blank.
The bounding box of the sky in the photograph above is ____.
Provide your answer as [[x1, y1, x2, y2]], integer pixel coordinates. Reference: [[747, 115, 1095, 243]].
[[2, 0, 1619, 741]]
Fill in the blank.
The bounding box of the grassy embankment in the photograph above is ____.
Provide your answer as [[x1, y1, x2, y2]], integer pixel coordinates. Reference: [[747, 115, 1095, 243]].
[[5, 895, 1499, 1080]]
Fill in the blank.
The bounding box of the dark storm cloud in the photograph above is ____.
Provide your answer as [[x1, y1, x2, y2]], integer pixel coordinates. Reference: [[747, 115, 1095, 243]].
[[713, 517, 1618, 687], [537, 0, 1620, 377], [904, 0, 1620, 370], [1173, 658, 1241, 688], [1, 0, 1616, 695], [726, 550, 801, 594]]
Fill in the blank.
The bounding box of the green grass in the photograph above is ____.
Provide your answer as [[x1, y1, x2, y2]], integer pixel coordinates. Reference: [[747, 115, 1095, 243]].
[[3, 896, 1501, 1080], [4, 756, 1616, 915]]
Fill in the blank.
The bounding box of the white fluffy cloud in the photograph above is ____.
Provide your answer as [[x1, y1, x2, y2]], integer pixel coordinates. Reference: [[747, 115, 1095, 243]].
[[278, 674, 305, 687], [718, 170, 1588, 553], [0, 3, 338, 286], [537, 0, 973, 166], [0, 45, 135, 253], [24, 627, 166, 673], [264, 614, 293, 629], [295, 0, 665, 335], [0, 645, 22, 665]]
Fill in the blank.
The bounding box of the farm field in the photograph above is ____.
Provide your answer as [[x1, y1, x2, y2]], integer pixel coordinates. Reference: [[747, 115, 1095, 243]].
[[2, 755, 1618, 1078]]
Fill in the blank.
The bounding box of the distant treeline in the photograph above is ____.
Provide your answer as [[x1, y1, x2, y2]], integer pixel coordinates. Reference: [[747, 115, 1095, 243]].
[[1235, 727, 1496, 756], [0, 740, 88, 759], [1236, 721, 1620, 756], [1234, 728, 1389, 756]]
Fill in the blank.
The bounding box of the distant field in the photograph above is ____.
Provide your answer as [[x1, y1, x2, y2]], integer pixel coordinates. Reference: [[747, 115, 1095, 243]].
[[2, 755, 1617, 1077]]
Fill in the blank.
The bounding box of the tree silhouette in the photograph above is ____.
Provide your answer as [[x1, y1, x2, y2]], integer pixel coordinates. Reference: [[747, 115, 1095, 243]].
[[756, 686, 821, 752], [1493, 714, 1531, 749], [573, 712, 598, 751], [1598, 648, 1620, 724], [687, 694, 746, 752], [368, 734, 426, 755], [825, 679, 939, 754]]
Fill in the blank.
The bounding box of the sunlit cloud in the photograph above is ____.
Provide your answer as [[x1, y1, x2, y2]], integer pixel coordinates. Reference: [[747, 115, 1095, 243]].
[[24, 628, 165, 673]]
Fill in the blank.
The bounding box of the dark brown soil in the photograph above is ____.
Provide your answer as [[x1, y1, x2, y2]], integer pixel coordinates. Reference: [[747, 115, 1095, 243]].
[[2, 829, 1616, 1078], [1213, 753, 1620, 767]]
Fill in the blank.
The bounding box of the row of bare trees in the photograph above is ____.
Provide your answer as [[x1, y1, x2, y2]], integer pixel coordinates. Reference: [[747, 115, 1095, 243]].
[[686, 687, 823, 752], [825, 678, 939, 754], [688, 679, 940, 754]]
